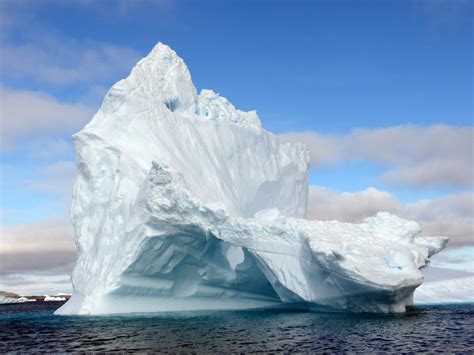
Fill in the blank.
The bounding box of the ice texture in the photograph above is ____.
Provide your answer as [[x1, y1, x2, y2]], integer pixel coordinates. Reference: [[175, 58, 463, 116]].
[[56, 43, 448, 315]]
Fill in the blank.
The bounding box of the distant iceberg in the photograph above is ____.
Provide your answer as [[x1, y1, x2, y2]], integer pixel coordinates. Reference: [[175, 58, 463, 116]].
[[0, 291, 24, 304], [414, 276, 474, 305], [44, 295, 67, 302], [56, 43, 448, 315]]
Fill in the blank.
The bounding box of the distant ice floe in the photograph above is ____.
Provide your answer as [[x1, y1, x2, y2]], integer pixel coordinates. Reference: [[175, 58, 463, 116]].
[[44, 295, 67, 302]]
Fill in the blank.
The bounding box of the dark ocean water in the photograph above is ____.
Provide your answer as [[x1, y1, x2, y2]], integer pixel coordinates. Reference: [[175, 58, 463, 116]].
[[1, 301, 473, 353]]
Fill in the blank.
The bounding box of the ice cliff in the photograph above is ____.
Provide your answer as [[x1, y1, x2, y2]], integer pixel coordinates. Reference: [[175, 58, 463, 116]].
[[56, 43, 448, 315]]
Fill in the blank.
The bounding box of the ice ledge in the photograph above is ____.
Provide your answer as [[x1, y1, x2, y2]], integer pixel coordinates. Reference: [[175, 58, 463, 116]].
[[196, 89, 262, 129], [56, 161, 448, 315]]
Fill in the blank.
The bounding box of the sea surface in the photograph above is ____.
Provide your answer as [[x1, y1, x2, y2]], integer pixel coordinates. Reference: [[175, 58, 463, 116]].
[[1, 301, 473, 352]]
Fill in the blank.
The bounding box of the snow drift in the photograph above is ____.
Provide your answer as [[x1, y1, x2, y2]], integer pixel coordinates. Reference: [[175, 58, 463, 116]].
[[56, 43, 448, 315]]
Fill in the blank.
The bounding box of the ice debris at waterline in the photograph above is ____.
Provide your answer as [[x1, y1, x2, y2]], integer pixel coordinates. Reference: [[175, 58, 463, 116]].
[[56, 43, 448, 315]]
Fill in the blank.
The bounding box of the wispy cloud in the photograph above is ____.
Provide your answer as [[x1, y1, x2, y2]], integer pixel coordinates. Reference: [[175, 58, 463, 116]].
[[0, 87, 93, 149], [0, 2, 141, 88], [282, 125, 473, 188], [1, 159, 77, 226], [1, 41, 140, 86], [413, 0, 472, 27], [308, 186, 473, 246], [19, 160, 76, 196]]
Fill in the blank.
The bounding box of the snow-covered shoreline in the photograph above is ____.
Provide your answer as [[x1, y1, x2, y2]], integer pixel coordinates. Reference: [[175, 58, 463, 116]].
[[0, 291, 71, 304]]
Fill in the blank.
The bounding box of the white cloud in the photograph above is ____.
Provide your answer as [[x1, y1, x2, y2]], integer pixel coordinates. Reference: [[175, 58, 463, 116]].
[[381, 158, 471, 187], [404, 193, 474, 246], [307, 186, 474, 246], [307, 186, 400, 222], [282, 131, 342, 166], [7, 43, 137, 86], [0, 87, 94, 149], [282, 125, 473, 188], [1, 33, 140, 87], [0, 6, 142, 150]]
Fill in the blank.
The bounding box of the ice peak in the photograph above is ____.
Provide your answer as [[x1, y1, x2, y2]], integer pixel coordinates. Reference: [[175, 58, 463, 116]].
[[94, 42, 262, 130], [143, 42, 184, 68], [96, 42, 198, 116], [150, 41, 176, 55]]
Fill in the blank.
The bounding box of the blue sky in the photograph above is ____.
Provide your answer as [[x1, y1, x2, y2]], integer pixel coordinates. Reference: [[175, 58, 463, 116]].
[[3, 0, 472, 132], [0, 0, 472, 294]]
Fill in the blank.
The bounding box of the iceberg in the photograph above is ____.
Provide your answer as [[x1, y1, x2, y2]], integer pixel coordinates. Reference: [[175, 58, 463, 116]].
[[0, 291, 35, 304], [56, 43, 448, 315], [414, 276, 474, 305], [0, 291, 22, 304], [44, 295, 67, 302]]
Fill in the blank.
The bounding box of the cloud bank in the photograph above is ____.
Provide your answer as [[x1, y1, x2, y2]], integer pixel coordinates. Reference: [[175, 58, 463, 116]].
[[0, 218, 76, 276], [308, 186, 473, 246], [282, 125, 473, 188]]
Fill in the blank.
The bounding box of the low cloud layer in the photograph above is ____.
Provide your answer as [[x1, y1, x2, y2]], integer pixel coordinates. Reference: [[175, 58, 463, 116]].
[[308, 186, 473, 246], [282, 125, 473, 188], [1, 218, 74, 254], [0, 218, 76, 276], [0, 273, 73, 296]]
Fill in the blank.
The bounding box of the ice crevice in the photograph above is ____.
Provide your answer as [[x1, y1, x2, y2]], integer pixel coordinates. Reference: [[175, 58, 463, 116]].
[[56, 43, 448, 316]]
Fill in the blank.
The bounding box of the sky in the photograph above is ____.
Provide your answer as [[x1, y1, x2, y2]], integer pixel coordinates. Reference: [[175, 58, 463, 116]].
[[0, 0, 472, 295]]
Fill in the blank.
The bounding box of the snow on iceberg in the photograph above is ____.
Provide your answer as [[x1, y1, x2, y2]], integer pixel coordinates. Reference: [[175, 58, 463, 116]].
[[56, 43, 448, 315]]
